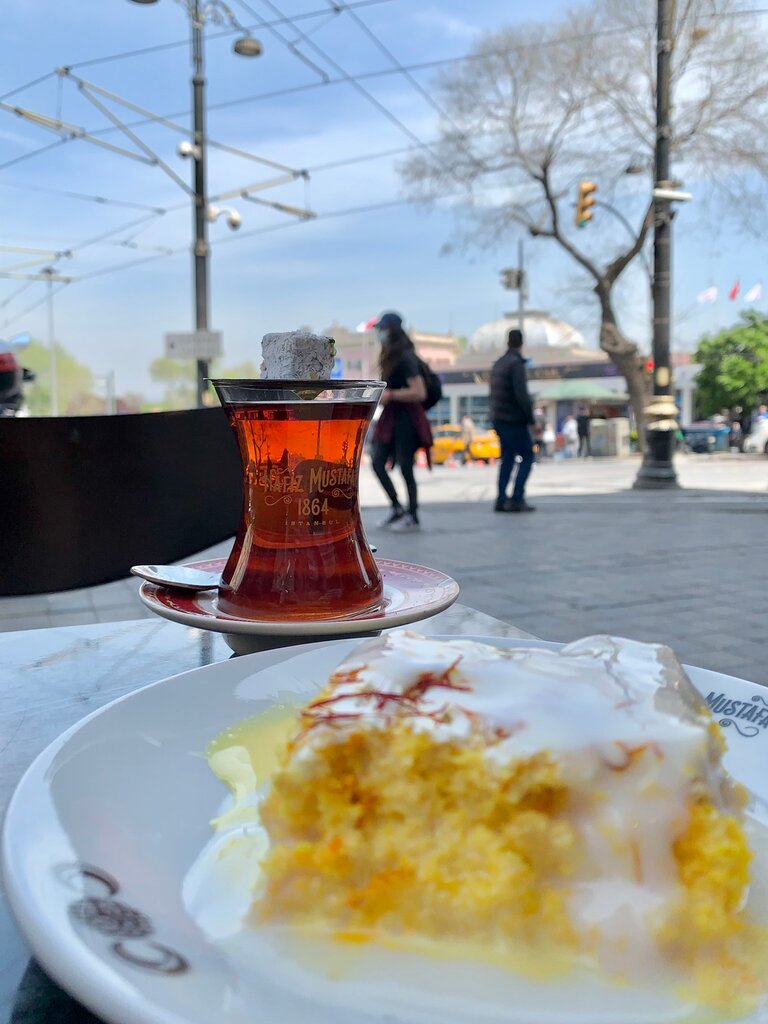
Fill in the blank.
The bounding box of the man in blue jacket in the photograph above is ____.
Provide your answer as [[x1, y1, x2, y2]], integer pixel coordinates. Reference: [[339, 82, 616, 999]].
[[489, 329, 535, 513]]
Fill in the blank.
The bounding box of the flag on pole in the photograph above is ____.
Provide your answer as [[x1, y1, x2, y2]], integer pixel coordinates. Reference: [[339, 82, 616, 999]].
[[697, 286, 717, 304], [355, 317, 378, 333], [729, 280, 740, 301], [745, 283, 763, 303]]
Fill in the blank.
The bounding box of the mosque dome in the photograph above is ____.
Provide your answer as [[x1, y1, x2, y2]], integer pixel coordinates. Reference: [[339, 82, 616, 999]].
[[468, 310, 586, 353]]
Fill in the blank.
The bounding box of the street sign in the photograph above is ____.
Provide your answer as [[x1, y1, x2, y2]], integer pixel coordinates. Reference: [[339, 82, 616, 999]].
[[164, 330, 222, 360]]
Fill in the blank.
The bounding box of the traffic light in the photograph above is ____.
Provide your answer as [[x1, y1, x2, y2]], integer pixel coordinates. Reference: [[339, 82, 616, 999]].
[[575, 180, 597, 228], [500, 268, 522, 290]]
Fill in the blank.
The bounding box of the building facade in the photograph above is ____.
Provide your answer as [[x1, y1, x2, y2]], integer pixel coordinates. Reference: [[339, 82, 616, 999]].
[[324, 322, 460, 380], [325, 313, 698, 431]]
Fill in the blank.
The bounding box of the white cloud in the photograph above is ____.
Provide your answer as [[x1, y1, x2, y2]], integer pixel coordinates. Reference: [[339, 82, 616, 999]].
[[409, 8, 482, 41]]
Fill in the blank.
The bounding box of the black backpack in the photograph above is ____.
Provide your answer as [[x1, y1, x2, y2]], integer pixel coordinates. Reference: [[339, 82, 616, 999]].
[[417, 357, 443, 411]]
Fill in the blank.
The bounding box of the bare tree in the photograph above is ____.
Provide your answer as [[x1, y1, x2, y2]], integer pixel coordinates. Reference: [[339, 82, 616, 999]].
[[401, 0, 768, 431]]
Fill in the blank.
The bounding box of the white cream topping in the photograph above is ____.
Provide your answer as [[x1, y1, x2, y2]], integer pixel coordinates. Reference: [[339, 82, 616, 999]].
[[292, 631, 743, 973]]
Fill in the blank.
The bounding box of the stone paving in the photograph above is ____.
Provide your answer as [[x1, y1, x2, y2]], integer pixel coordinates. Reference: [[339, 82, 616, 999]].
[[2, 454, 767, 684]]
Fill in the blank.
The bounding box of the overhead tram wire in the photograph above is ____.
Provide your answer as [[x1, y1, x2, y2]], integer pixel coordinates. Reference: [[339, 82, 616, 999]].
[[0, 247, 184, 331], [0, 177, 528, 330], [230, 0, 331, 80], [78, 22, 643, 143], [0, 208, 171, 323], [0, 71, 57, 102], [0, 281, 69, 332], [233, 0, 471, 189], [65, 0, 397, 71], [0, 138, 70, 172], [9, 7, 768, 328], [0, 280, 34, 311], [330, 0, 462, 132], [6, 6, 768, 146], [0, 180, 166, 213], [5, 70, 304, 183]]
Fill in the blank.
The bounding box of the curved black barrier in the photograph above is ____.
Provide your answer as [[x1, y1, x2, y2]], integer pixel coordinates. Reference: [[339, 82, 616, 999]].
[[0, 408, 242, 596]]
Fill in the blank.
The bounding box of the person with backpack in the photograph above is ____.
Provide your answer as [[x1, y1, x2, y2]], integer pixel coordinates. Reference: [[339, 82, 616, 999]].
[[371, 311, 436, 532]]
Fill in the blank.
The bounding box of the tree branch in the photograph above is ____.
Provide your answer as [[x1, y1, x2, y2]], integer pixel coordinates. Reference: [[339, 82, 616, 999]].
[[539, 165, 602, 283], [604, 201, 654, 284]]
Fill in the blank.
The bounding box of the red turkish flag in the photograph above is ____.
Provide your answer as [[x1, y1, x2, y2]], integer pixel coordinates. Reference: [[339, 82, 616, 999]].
[[729, 280, 740, 300]]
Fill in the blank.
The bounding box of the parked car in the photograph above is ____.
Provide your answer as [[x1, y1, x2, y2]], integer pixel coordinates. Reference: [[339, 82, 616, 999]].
[[431, 424, 500, 465], [743, 419, 768, 455], [681, 422, 730, 454], [0, 347, 32, 417], [0, 333, 33, 417]]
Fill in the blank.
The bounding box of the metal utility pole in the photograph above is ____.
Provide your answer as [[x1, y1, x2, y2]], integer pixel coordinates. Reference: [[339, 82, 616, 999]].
[[191, 0, 209, 409], [128, 0, 265, 407], [44, 267, 58, 417], [500, 242, 528, 332], [635, 0, 679, 488], [517, 239, 526, 337]]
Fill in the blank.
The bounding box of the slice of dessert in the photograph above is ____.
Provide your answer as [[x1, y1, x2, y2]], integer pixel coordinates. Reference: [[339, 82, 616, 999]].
[[257, 631, 754, 991]]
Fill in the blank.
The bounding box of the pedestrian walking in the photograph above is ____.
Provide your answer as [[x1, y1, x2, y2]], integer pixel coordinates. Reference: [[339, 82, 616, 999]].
[[576, 405, 592, 457], [489, 328, 535, 513], [371, 311, 433, 532], [460, 414, 476, 446], [542, 422, 555, 457], [532, 406, 547, 460], [562, 415, 579, 458]]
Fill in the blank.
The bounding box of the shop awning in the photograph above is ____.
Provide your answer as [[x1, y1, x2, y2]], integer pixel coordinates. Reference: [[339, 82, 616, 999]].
[[533, 379, 628, 402]]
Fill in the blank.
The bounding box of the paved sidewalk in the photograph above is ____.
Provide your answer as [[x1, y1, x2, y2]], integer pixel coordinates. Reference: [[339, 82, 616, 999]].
[[2, 456, 766, 684], [364, 489, 768, 684]]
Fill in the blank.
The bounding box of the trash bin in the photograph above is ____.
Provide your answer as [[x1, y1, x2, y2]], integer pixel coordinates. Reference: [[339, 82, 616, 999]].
[[590, 417, 630, 456]]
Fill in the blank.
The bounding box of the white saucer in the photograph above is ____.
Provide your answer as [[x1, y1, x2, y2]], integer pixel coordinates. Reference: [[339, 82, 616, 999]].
[[138, 557, 459, 649], [3, 636, 768, 1024]]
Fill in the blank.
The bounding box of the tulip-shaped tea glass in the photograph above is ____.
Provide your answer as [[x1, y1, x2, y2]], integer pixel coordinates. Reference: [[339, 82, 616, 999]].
[[211, 379, 385, 620]]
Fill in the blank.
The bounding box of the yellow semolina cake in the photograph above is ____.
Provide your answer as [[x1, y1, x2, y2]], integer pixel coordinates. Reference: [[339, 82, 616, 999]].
[[257, 631, 757, 992]]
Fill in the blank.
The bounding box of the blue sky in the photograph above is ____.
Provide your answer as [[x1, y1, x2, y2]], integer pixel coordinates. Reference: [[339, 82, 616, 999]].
[[0, 0, 763, 396]]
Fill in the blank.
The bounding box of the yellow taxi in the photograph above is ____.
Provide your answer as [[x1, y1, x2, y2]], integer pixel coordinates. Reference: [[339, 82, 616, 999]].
[[431, 424, 501, 465]]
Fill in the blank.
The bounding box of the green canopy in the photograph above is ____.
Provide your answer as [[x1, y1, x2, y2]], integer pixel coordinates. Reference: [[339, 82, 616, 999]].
[[533, 379, 628, 402]]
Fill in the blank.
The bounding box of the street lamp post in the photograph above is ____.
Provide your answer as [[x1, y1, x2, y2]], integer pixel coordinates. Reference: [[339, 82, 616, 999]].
[[191, 1, 209, 408], [128, 0, 261, 407], [634, 0, 679, 489]]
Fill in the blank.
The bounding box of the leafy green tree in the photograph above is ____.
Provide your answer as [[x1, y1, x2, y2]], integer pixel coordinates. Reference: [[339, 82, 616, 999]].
[[214, 359, 261, 379], [148, 357, 262, 410], [148, 357, 196, 410], [20, 339, 94, 416], [694, 311, 768, 417]]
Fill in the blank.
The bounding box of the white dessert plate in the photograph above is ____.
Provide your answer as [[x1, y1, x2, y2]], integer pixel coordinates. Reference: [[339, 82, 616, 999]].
[[3, 636, 768, 1024], [137, 558, 459, 639]]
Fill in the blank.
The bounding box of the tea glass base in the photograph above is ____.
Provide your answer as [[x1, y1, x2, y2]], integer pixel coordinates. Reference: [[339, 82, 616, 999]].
[[223, 627, 383, 656], [215, 586, 384, 624]]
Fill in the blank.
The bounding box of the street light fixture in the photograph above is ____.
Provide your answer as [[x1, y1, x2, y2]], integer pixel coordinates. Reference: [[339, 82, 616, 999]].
[[233, 36, 263, 57], [127, 0, 262, 407]]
